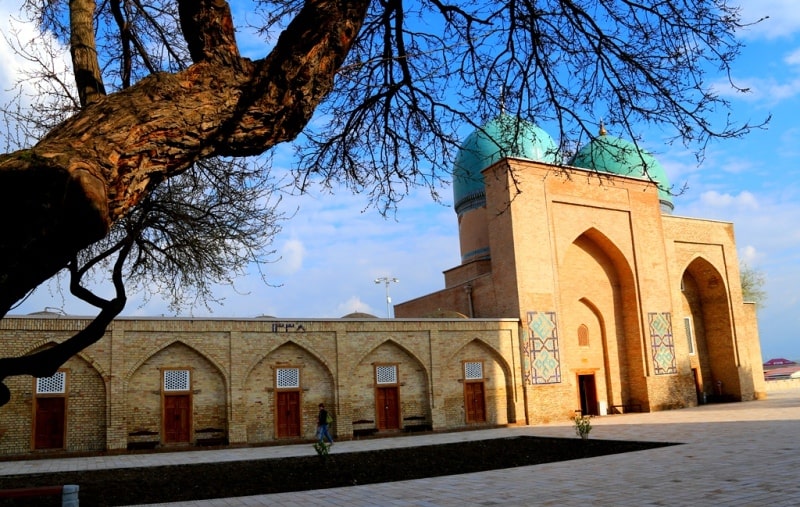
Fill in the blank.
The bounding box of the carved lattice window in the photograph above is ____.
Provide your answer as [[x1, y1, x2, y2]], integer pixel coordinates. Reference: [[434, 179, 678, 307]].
[[375, 365, 398, 385], [36, 371, 66, 394], [464, 361, 483, 380], [276, 368, 300, 388], [163, 370, 191, 392]]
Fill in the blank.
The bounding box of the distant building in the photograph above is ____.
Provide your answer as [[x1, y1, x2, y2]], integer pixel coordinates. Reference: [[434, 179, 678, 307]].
[[0, 116, 765, 457], [763, 358, 800, 380], [764, 358, 797, 367]]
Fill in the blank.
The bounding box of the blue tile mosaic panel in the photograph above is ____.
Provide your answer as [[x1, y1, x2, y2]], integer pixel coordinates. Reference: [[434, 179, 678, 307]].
[[523, 311, 561, 384], [648, 312, 677, 375]]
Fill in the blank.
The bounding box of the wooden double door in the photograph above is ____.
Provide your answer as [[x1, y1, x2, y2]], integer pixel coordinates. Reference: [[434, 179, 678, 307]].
[[163, 395, 192, 443], [376, 386, 400, 430], [34, 397, 66, 449], [464, 381, 486, 423], [276, 391, 302, 438]]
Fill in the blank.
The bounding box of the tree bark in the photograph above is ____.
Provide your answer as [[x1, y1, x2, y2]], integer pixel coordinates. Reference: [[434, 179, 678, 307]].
[[70, 0, 106, 107], [0, 0, 370, 317]]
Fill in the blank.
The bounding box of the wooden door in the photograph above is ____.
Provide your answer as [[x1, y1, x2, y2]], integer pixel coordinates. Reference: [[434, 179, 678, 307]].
[[465, 381, 486, 423], [276, 391, 301, 437], [163, 395, 191, 443], [34, 397, 65, 449], [693, 368, 704, 404], [376, 386, 400, 430], [578, 374, 598, 416]]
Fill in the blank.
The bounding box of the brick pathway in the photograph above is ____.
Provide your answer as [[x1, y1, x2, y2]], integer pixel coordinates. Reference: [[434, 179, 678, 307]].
[[3, 388, 799, 506]]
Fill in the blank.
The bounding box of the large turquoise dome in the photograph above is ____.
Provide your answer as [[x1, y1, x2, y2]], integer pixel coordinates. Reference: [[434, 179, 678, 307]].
[[570, 133, 674, 212], [453, 114, 558, 215]]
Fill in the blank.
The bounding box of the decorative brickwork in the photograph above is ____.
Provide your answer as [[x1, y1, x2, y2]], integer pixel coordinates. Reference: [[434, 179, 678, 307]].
[[0, 317, 525, 456]]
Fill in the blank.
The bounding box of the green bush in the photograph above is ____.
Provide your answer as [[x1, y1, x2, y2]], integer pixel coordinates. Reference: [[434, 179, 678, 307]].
[[573, 415, 592, 439]]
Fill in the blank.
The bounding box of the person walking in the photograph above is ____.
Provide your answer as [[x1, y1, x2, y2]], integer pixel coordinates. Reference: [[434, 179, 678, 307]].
[[317, 403, 334, 445]]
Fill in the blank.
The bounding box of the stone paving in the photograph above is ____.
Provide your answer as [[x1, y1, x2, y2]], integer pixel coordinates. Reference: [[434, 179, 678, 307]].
[[2, 388, 799, 506]]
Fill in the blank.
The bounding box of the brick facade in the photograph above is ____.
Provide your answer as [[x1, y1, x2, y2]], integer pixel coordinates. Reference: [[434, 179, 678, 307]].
[[0, 152, 766, 457], [397, 158, 766, 423], [0, 317, 524, 456]]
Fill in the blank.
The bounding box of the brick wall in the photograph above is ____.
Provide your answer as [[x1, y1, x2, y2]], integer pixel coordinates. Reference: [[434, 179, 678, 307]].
[[0, 317, 524, 456]]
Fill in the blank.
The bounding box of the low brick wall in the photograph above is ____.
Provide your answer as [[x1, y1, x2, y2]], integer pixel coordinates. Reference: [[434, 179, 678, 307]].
[[764, 378, 800, 393]]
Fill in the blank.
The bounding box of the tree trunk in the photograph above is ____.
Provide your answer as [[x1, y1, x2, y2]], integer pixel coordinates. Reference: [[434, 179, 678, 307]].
[[0, 0, 370, 317]]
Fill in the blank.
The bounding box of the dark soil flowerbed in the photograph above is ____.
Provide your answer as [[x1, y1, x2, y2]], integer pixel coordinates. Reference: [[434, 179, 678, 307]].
[[0, 436, 675, 506]]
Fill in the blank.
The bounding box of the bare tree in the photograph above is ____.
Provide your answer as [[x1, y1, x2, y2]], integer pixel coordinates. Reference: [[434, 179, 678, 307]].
[[740, 263, 767, 309], [0, 0, 765, 406]]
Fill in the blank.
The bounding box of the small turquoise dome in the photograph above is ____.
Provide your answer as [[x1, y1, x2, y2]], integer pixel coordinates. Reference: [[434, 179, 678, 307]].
[[570, 133, 673, 213], [453, 114, 558, 215]]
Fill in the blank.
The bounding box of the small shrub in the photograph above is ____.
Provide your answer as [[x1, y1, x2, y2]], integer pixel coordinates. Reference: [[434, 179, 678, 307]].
[[313, 441, 331, 457], [573, 415, 592, 440]]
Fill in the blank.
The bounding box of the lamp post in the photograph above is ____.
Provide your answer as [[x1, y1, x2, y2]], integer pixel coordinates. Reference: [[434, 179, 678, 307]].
[[374, 277, 399, 318]]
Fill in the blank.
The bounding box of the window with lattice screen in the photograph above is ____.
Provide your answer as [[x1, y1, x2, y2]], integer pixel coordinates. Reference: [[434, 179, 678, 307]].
[[684, 317, 695, 355], [36, 371, 66, 394], [464, 361, 483, 380], [375, 365, 398, 385], [163, 370, 191, 392], [276, 368, 300, 388], [578, 324, 589, 347]]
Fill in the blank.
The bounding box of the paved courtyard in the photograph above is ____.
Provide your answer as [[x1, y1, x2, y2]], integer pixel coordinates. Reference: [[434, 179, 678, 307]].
[[2, 388, 799, 506]]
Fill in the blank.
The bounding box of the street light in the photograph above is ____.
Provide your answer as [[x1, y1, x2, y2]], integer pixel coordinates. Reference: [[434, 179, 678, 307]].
[[374, 277, 399, 318]]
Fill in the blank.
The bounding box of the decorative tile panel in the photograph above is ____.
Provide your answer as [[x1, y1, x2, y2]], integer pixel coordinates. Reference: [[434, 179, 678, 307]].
[[523, 311, 561, 384], [648, 312, 677, 375]]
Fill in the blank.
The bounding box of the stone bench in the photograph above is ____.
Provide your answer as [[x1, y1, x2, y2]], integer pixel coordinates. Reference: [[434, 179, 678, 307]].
[[352, 419, 378, 438], [403, 415, 432, 432], [195, 427, 228, 446]]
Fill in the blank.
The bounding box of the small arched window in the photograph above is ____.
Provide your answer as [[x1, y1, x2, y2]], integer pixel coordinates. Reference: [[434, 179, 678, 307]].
[[578, 324, 589, 347]]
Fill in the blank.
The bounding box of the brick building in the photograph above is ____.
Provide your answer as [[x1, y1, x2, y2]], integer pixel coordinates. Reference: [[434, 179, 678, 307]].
[[396, 115, 765, 419], [0, 115, 765, 456], [0, 316, 523, 455]]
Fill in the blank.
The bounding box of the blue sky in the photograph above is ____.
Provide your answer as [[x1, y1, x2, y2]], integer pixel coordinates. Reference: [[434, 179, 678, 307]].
[[2, 1, 799, 361]]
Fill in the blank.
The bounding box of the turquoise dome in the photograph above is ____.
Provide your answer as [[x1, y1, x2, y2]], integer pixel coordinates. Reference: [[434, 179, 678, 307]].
[[453, 114, 558, 215], [570, 134, 673, 212]]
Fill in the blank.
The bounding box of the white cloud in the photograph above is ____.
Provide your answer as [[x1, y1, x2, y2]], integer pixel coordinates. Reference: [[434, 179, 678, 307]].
[[777, 127, 800, 158], [335, 296, 374, 317], [273, 238, 305, 275], [739, 245, 764, 265], [736, 0, 800, 40], [711, 75, 800, 105], [0, 2, 74, 150], [0, 7, 33, 102], [785, 48, 800, 66], [699, 190, 759, 210]]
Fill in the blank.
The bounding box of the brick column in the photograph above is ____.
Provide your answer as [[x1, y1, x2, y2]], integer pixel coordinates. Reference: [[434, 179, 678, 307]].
[[106, 323, 127, 450], [226, 330, 248, 444]]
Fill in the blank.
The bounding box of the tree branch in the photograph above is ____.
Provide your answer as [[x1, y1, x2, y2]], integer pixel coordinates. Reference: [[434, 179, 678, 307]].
[[0, 236, 130, 407], [0, 0, 371, 317], [69, 0, 107, 107], [178, 0, 240, 64]]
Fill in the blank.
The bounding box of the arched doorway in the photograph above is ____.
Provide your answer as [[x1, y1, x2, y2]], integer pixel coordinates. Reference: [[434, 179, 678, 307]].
[[354, 340, 431, 433], [681, 258, 740, 400], [559, 229, 643, 412]]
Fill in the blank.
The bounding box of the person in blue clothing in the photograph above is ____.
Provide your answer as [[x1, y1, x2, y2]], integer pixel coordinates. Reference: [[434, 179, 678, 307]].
[[317, 403, 334, 445]]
